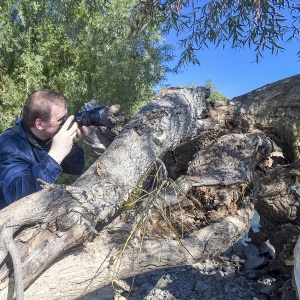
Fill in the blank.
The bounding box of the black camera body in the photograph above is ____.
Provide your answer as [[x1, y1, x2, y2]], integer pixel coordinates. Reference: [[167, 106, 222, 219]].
[[61, 106, 109, 128]]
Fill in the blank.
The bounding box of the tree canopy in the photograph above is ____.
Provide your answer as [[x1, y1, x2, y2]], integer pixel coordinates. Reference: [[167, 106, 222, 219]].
[[1, 0, 299, 133], [0, 0, 173, 132]]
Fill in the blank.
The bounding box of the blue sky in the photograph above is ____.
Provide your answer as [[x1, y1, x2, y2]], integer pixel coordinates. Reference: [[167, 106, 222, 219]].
[[163, 36, 299, 99]]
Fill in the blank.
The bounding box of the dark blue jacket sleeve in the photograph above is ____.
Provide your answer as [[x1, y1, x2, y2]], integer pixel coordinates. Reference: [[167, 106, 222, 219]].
[[61, 143, 85, 175], [0, 124, 85, 206], [0, 147, 62, 205]]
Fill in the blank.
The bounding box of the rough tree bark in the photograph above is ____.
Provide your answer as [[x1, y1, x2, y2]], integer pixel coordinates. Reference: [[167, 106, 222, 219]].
[[0, 75, 300, 300]]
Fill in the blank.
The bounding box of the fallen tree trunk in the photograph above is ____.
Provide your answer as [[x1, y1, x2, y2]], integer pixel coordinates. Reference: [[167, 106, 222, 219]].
[[23, 205, 253, 299], [0, 87, 214, 298], [0, 75, 300, 299]]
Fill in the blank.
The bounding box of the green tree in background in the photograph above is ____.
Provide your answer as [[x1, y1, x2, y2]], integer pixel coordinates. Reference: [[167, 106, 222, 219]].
[[205, 79, 229, 102], [0, 0, 173, 132], [1, 0, 296, 134]]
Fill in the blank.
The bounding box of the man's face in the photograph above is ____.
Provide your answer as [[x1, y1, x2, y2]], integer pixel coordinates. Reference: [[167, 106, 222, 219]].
[[42, 103, 68, 138]]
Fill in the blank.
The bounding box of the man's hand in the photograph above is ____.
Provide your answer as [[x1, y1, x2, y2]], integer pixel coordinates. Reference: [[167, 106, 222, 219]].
[[73, 125, 90, 143], [48, 116, 78, 164]]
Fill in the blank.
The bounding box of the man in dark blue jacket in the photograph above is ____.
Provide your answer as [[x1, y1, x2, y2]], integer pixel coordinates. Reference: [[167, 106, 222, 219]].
[[0, 89, 89, 209]]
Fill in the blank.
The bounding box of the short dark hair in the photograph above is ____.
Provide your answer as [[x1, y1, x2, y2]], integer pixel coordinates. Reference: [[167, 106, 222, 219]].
[[22, 89, 68, 127]]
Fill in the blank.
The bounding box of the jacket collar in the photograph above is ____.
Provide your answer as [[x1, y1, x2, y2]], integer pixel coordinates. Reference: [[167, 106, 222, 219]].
[[21, 119, 52, 150]]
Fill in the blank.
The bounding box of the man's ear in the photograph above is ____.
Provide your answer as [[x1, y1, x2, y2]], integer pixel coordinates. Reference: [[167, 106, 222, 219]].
[[35, 118, 44, 130]]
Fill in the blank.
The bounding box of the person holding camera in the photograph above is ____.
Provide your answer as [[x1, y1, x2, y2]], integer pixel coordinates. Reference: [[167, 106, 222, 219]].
[[0, 89, 89, 209]]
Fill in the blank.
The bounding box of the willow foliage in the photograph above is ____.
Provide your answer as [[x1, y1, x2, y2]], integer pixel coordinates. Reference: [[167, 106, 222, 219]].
[[132, 0, 300, 68]]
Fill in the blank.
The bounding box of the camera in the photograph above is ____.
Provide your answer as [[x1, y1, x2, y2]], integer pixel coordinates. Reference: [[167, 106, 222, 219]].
[[61, 106, 109, 128]]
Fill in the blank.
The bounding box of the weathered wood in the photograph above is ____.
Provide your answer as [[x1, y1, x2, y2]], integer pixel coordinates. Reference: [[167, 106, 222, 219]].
[[22, 132, 272, 299], [24, 204, 253, 299], [232, 75, 300, 274], [0, 87, 213, 298], [0, 75, 300, 299]]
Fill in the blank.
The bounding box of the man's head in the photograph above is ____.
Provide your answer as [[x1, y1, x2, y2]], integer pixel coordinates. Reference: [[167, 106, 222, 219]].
[[23, 89, 68, 140]]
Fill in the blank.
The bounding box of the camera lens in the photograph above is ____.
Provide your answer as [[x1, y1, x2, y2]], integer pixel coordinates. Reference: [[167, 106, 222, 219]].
[[74, 107, 103, 127], [74, 111, 88, 126]]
